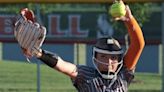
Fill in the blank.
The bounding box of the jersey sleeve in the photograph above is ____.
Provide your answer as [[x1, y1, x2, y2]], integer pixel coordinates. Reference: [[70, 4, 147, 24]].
[[121, 66, 135, 85], [71, 65, 96, 86], [123, 16, 145, 70]]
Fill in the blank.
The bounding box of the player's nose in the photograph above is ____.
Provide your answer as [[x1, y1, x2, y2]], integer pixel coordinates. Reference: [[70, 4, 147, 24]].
[[108, 58, 112, 65], [108, 58, 116, 65]]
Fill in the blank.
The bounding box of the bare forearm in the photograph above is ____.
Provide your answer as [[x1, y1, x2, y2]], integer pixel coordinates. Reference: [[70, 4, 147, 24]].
[[36, 49, 77, 78], [55, 59, 77, 78]]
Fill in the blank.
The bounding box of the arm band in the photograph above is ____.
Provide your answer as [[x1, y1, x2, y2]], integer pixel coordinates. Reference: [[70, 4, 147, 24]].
[[38, 50, 58, 68]]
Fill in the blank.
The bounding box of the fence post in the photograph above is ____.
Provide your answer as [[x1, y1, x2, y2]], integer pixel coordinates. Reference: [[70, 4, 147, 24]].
[[0, 42, 2, 60], [35, 4, 41, 92], [162, 2, 164, 92]]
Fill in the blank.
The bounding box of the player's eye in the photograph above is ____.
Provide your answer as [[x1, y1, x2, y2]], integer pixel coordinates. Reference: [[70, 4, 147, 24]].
[[110, 55, 118, 61], [100, 54, 108, 59]]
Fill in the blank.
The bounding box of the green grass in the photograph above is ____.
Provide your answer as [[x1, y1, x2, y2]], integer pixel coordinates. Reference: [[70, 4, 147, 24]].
[[0, 60, 162, 92], [0, 60, 76, 92], [129, 73, 161, 92]]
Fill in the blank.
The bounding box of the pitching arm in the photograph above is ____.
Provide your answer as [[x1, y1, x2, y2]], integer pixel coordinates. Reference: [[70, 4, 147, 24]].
[[123, 7, 145, 70]]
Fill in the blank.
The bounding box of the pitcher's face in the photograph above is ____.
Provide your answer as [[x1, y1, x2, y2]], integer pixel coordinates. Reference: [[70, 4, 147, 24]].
[[95, 53, 119, 73]]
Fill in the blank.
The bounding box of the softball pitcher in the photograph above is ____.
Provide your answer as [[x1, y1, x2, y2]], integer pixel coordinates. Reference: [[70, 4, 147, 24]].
[[14, 1, 145, 92]]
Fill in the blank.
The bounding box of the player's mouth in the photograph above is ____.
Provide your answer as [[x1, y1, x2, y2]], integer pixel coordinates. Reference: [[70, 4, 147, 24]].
[[100, 71, 115, 75]]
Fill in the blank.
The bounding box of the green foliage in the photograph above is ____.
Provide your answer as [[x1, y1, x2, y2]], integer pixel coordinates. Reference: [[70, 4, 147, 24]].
[[0, 3, 157, 19], [0, 3, 159, 38], [109, 3, 157, 37], [0, 4, 23, 14], [129, 3, 155, 26]]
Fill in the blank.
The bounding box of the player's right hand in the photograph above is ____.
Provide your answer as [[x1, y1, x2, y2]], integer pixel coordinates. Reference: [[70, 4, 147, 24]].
[[114, 5, 133, 21], [14, 8, 46, 58]]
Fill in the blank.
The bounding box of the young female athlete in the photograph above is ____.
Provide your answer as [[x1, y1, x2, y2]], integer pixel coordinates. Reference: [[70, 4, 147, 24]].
[[14, 1, 145, 92]]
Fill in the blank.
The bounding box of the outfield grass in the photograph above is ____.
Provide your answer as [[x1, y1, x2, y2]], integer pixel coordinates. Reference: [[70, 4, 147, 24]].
[[0, 60, 161, 92]]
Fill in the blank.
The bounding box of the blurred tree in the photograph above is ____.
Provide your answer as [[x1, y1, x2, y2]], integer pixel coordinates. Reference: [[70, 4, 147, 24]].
[[108, 3, 159, 37], [0, 3, 160, 37]]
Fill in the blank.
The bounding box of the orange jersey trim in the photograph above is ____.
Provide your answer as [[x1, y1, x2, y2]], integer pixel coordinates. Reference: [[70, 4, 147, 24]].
[[124, 16, 145, 70]]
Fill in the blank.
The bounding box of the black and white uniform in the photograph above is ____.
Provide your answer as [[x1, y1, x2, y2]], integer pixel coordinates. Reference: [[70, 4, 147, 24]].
[[72, 65, 134, 92]]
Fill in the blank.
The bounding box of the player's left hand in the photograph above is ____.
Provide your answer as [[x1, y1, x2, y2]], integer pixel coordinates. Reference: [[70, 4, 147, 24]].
[[14, 8, 46, 58]]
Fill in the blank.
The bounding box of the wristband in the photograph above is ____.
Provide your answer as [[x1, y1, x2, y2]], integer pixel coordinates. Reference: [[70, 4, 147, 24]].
[[38, 50, 58, 68]]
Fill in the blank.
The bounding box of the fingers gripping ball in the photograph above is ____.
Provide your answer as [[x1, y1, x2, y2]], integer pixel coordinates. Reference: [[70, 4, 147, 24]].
[[21, 8, 35, 22], [109, 1, 126, 18]]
